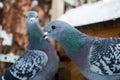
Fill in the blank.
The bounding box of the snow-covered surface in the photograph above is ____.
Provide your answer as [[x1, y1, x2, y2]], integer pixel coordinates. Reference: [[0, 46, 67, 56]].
[[0, 2, 3, 8], [11, 0, 15, 3], [0, 53, 19, 63], [58, 0, 120, 26], [32, 0, 38, 7], [0, 25, 13, 46], [64, 0, 78, 6]]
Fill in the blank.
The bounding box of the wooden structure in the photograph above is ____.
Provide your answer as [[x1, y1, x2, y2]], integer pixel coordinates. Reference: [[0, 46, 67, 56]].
[[77, 18, 120, 37]]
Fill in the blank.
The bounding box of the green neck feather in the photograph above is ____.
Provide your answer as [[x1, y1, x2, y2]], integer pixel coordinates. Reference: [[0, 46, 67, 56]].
[[59, 27, 85, 53], [28, 28, 45, 48]]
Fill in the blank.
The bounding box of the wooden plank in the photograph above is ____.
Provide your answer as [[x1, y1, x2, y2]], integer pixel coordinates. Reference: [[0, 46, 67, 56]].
[[80, 26, 120, 37], [0, 39, 3, 53], [51, 0, 64, 52], [51, 0, 64, 21], [59, 61, 87, 80]]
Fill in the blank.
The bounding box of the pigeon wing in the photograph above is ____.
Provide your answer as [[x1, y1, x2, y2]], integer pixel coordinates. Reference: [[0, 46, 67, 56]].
[[89, 38, 120, 75], [2, 50, 48, 80]]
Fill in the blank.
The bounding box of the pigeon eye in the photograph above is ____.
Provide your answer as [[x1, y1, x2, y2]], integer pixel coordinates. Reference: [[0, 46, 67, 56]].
[[24, 15, 27, 18], [36, 16, 38, 18], [26, 16, 28, 18], [51, 25, 56, 30]]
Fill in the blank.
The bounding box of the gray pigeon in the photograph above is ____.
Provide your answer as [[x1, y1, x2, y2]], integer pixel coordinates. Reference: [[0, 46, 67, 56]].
[[0, 50, 48, 80], [26, 11, 59, 80], [43, 20, 120, 80]]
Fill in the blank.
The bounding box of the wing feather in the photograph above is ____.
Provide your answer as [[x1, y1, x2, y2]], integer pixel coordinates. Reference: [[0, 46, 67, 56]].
[[9, 50, 48, 80], [89, 38, 120, 75]]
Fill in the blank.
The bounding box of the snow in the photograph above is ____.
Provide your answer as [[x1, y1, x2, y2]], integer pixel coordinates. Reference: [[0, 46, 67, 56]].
[[0, 25, 13, 46], [64, 0, 78, 6], [32, 0, 38, 7], [0, 2, 3, 8], [11, 0, 15, 3], [102, 0, 111, 2], [58, 0, 120, 26]]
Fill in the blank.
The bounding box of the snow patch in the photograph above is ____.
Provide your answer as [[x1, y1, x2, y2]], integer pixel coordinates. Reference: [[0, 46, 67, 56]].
[[0, 2, 3, 8], [58, 0, 120, 26], [0, 25, 13, 46], [32, 0, 38, 7]]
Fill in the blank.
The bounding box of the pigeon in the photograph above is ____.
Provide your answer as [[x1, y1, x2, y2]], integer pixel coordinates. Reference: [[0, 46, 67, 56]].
[[26, 11, 59, 80], [0, 50, 48, 80], [0, 11, 59, 80], [43, 20, 120, 80]]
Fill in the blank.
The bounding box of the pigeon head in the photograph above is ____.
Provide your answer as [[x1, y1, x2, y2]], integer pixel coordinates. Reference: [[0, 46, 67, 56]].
[[25, 11, 46, 49], [26, 11, 39, 24], [26, 11, 43, 39], [26, 11, 42, 31], [44, 20, 84, 53], [44, 20, 74, 41]]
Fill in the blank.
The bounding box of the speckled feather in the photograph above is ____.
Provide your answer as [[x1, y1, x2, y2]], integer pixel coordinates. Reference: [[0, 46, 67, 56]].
[[0, 50, 48, 80], [45, 20, 120, 80], [10, 50, 48, 80], [89, 38, 120, 75]]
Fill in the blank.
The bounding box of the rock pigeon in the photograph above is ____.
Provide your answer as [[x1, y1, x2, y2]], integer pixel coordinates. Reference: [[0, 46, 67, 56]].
[[0, 50, 48, 80], [43, 20, 120, 80], [26, 11, 59, 80]]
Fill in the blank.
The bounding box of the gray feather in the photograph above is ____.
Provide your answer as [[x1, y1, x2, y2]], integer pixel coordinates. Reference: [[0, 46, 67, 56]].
[[26, 11, 59, 80], [89, 38, 120, 75], [0, 50, 48, 80]]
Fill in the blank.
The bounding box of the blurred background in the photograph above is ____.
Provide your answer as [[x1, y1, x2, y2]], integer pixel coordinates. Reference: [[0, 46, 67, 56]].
[[0, 0, 120, 80]]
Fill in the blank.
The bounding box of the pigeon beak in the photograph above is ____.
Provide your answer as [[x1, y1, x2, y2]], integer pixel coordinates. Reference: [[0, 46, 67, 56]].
[[29, 17, 36, 23], [42, 32, 48, 40]]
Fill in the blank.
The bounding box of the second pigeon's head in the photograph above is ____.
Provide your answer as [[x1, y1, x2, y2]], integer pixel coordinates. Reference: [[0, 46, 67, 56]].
[[26, 11, 43, 37], [26, 11, 39, 25]]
